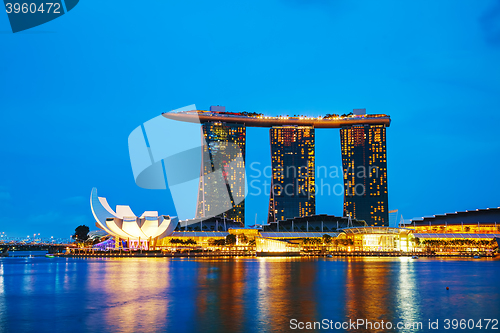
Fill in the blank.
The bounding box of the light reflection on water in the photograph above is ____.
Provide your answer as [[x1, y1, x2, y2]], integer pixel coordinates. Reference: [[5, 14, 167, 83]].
[[0, 257, 498, 332], [395, 257, 421, 332], [0, 263, 4, 323]]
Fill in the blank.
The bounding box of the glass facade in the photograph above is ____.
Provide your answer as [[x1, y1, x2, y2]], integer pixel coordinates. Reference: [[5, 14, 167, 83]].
[[268, 126, 315, 222], [196, 122, 246, 223], [412, 224, 500, 234], [340, 124, 388, 226]]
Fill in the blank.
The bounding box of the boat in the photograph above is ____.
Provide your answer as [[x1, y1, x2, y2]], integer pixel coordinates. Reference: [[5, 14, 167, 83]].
[[473, 255, 481, 259], [411, 255, 419, 259], [326, 254, 333, 258], [45, 254, 55, 258], [0, 248, 8, 257]]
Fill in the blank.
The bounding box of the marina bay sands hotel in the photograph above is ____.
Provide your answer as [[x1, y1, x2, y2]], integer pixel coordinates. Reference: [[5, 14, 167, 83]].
[[164, 106, 391, 226]]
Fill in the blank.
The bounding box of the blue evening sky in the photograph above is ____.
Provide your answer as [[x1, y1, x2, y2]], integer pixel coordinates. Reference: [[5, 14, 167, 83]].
[[1, 0, 499, 238]]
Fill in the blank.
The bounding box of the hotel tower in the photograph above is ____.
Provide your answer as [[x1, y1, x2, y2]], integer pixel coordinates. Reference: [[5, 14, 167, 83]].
[[268, 126, 315, 223], [340, 111, 388, 226], [163, 106, 390, 226], [196, 120, 246, 224]]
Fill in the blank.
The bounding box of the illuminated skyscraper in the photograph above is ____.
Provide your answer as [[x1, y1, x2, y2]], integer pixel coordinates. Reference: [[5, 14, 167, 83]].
[[268, 126, 315, 223], [196, 121, 246, 223], [162, 106, 390, 225], [340, 122, 388, 226]]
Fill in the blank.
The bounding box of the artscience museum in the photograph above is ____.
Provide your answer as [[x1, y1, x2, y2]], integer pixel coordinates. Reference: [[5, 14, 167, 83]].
[[90, 188, 178, 250]]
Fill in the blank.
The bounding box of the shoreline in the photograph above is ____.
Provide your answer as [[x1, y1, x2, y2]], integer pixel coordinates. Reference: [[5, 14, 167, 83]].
[[54, 252, 498, 259]]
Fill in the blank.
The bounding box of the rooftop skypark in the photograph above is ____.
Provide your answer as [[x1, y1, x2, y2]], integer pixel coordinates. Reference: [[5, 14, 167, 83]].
[[162, 109, 391, 128]]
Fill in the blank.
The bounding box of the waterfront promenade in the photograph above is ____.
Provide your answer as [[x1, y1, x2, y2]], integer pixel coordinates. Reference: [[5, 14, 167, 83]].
[[61, 249, 497, 258]]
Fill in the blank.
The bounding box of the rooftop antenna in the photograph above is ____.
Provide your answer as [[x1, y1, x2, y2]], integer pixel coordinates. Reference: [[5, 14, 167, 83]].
[[347, 212, 353, 228], [388, 209, 399, 228]]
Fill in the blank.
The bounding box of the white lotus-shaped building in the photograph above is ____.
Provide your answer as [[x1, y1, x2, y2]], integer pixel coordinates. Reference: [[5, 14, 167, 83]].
[[90, 188, 178, 248]]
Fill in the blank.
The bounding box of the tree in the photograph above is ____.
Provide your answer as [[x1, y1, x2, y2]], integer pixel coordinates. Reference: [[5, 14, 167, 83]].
[[208, 238, 226, 246], [491, 239, 498, 249], [225, 234, 237, 245], [238, 234, 248, 244], [322, 234, 332, 245], [73, 225, 89, 242], [214, 239, 226, 246], [185, 239, 197, 245]]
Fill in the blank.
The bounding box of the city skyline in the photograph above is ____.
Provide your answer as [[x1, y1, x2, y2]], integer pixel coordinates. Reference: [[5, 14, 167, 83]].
[[1, 0, 499, 237], [170, 108, 390, 227], [1, 2, 499, 333]]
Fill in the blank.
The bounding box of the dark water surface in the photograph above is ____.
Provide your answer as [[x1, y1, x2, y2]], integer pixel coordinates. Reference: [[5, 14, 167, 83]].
[[0, 257, 498, 332]]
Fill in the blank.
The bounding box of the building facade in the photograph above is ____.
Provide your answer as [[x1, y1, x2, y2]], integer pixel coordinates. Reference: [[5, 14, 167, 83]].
[[196, 121, 246, 223], [262, 214, 366, 232], [90, 188, 179, 250], [268, 126, 315, 223], [409, 208, 500, 234], [340, 123, 388, 226], [162, 107, 391, 226]]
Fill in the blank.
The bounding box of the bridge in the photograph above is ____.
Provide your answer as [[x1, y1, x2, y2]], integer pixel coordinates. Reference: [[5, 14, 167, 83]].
[[0, 238, 74, 253]]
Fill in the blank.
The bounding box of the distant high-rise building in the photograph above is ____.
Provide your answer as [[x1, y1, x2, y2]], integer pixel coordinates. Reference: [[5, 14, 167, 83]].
[[196, 121, 246, 223], [268, 126, 315, 223], [340, 124, 388, 226]]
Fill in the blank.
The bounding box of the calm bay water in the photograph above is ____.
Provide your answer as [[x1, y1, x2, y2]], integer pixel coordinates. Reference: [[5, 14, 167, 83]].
[[0, 257, 498, 332]]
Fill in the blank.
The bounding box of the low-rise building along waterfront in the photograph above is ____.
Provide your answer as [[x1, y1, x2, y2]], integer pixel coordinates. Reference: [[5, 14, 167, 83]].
[[88, 188, 499, 257]]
